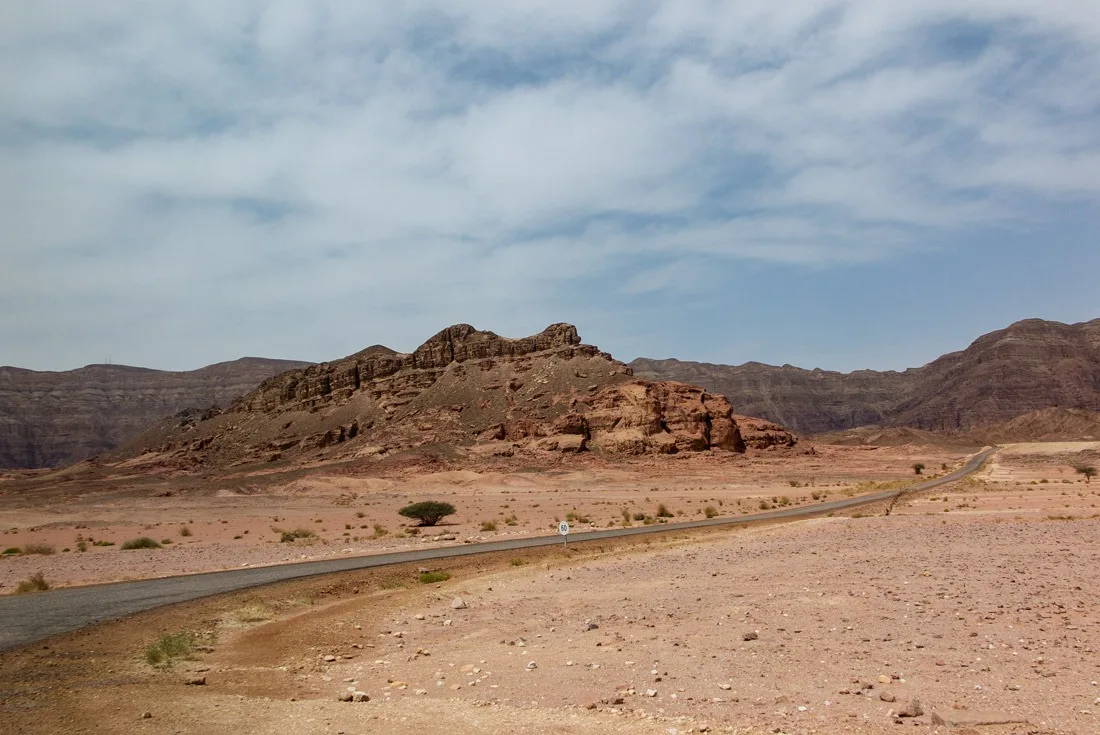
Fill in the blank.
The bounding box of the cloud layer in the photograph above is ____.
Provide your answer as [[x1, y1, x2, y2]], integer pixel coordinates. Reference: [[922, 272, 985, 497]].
[[3, 1, 1098, 369]]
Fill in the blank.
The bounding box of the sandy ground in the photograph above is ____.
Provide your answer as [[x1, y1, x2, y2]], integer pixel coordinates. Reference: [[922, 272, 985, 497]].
[[0, 445, 966, 591], [2, 442, 1098, 735]]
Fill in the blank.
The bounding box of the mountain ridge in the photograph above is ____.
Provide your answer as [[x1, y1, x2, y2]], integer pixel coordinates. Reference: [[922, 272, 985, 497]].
[[631, 318, 1100, 434]]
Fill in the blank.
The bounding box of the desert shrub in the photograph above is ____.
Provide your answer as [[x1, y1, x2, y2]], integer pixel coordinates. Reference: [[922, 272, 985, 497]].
[[230, 603, 273, 624], [279, 529, 316, 543], [788, 479, 801, 487], [405, 527, 420, 536], [76, 541, 87, 552], [92, 540, 114, 547], [161, 538, 173, 545], [655, 504, 673, 518], [418, 571, 451, 584], [778, 496, 792, 507], [22, 543, 55, 555], [510, 558, 526, 566], [15, 572, 50, 594], [121, 537, 162, 550], [144, 631, 195, 666], [2, 547, 20, 556], [371, 524, 389, 539], [912, 463, 926, 475], [179, 526, 192, 537], [759, 500, 771, 510], [631, 511, 646, 521], [1074, 465, 1097, 483], [398, 501, 456, 527], [704, 506, 719, 519]]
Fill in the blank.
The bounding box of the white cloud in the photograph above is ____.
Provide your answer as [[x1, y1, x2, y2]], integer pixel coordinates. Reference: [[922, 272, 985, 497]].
[[1, 0, 1098, 369]]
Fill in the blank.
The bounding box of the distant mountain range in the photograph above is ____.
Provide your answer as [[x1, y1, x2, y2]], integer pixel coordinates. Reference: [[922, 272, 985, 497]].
[[2, 317, 1097, 470], [631, 318, 1100, 435], [0, 358, 312, 468]]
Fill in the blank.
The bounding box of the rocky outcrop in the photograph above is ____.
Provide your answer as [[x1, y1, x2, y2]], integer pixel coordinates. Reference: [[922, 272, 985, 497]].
[[0, 358, 312, 468], [115, 324, 778, 468], [632, 318, 1100, 435]]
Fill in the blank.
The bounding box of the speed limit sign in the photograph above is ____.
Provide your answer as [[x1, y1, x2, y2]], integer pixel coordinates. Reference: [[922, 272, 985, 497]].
[[558, 521, 570, 547]]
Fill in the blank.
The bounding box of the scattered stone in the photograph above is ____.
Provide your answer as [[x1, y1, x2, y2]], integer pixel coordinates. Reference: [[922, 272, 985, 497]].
[[141, 712, 152, 719], [323, 655, 337, 662], [584, 620, 599, 631], [184, 676, 206, 686], [584, 701, 597, 710], [880, 691, 897, 703], [526, 661, 538, 670], [877, 675, 891, 685], [337, 692, 353, 702], [742, 631, 758, 641], [351, 691, 370, 702], [897, 699, 924, 718], [451, 597, 467, 609], [645, 689, 658, 697], [718, 683, 732, 690]]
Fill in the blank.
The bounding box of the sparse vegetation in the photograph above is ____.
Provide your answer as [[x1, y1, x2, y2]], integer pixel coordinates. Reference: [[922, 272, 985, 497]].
[[2, 547, 21, 556], [371, 524, 389, 539], [418, 570, 451, 584], [704, 505, 719, 518], [121, 537, 162, 550], [229, 602, 274, 624], [179, 525, 192, 537], [399, 501, 456, 527], [510, 558, 527, 566], [144, 631, 195, 667], [22, 543, 55, 555], [655, 503, 673, 518], [480, 520, 498, 532], [279, 528, 317, 543], [15, 572, 50, 594], [912, 463, 926, 475], [1074, 465, 1096, 483]]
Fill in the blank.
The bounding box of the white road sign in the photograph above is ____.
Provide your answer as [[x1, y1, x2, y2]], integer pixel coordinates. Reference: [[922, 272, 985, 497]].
[[558, 521, 570, 536]]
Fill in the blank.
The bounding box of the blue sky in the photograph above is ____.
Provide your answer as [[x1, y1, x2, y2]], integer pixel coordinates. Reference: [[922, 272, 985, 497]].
[[2, 1, 1098, 373]]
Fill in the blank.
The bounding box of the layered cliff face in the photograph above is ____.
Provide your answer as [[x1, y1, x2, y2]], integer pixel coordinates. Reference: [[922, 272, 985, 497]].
[[631, 318, 1100, 435], [116, 324, 793, 468], [0, 358, 312, 469]]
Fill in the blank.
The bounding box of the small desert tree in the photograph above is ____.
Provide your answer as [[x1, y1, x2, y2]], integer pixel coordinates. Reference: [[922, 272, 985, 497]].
[[399, 501, 456, 527], [912, 463, 925, 475], [1074, 465, 1097, 484]]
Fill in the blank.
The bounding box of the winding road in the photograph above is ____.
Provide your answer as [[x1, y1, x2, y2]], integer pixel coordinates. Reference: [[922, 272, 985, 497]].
[[0, 448, 995, 651]]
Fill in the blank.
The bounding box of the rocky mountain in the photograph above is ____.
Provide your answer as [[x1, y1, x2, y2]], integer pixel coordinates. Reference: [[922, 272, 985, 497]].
[[115, 323, 797, 469], [0, 357, 312, 469], [631, 318, 1100, 435]]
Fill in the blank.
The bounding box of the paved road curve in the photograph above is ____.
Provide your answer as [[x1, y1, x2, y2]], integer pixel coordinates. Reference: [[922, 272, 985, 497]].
[[0, 448, 995, 651]]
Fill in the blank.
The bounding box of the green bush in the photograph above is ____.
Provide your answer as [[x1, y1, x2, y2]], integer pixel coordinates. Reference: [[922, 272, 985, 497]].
[[2, 547, 21, 556], [15, 572, 50, 594], [121, 537, 162, 550], [279, 528, 316, 543], [418, 571, 451, 584], [144, 632, 195, 666], [399, 501, 456, 527]]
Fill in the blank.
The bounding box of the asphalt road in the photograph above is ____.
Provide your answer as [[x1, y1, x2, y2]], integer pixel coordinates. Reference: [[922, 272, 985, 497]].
[[0, 448, 995, 651]]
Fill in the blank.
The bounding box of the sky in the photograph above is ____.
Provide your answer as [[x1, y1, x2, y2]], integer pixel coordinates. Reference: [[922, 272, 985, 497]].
[[2, 1, 1098, 374]]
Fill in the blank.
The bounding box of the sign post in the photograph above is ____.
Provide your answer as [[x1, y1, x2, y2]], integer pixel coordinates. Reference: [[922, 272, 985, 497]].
[[558, 520, 570, 548]]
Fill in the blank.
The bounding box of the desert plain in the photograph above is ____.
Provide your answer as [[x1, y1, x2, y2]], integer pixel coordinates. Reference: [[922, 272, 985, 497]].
[[1, 441, 1099, 735]]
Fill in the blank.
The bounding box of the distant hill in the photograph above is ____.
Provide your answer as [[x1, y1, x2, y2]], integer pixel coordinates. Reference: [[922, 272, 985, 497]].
[[631, 318, 1100, 435], [111, 323, 797, 471], [0, 357, 313, 468]]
